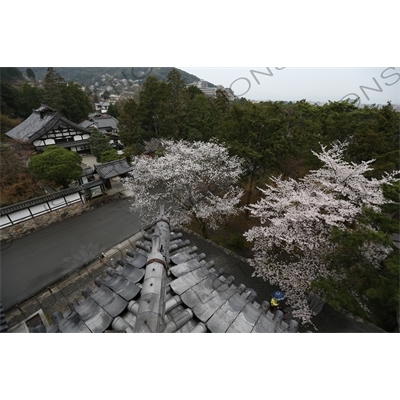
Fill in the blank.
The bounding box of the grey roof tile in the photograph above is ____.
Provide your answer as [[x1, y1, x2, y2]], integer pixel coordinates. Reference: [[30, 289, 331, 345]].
[[79, 115, 119, 132], [96, 271, 141, 301], [169, 255, 209, 277], [191, 283, 241, 323], [252, 312, 278, 333], [226, 302, 264, 333], [180, 269, 225, 309], [169, 264, 215, 296], [95, 159, 132, 180], [90, 285, 128, 317], [117, 263, 146, 283], [58, 310, 91, 333], [124, 250, 148, 269], [74, 297, 113, 333], [6, 105, 91, 142], [164, 309, 194, 333], [206, 288, 257, 333], [170, 247, 199, 265], [30, 205, 300, 333]]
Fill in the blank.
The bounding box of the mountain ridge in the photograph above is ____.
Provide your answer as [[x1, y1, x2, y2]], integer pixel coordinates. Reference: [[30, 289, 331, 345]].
[[16, 67, 210, 87]]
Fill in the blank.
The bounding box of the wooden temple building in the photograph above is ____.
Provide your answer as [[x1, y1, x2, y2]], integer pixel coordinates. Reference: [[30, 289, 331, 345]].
[[5, 105, 93, 154]]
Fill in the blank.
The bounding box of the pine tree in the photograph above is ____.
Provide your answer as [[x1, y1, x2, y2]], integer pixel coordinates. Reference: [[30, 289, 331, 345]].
[[43, 67, 67, 111], [89, 129, 112, 162]]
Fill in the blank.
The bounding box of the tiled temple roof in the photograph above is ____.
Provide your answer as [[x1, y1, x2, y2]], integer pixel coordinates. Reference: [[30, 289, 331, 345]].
[[32, 205, 299, 333], [80, 115, 118, 132], [94, 159, 132, 180], [6, 105, 91, 142]]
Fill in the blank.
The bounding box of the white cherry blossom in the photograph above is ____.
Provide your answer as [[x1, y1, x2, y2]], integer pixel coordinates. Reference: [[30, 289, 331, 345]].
[[122, 140, 244, 236], [245, 141, 399, 325]]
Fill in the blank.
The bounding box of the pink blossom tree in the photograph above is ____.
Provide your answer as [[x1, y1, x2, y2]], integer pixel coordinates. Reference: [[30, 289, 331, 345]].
[[244, 141, 399, 325], [122, 140, 244, 238]]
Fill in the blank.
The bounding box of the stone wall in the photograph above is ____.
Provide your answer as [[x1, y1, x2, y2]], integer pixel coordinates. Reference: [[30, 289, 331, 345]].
[[0, 192, 123, 242], [0, 201, 85, 242]]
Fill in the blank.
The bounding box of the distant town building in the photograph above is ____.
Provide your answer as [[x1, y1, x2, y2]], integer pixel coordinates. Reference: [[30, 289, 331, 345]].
[[94, 101, 110, 114], [188, 80, 237, 101]]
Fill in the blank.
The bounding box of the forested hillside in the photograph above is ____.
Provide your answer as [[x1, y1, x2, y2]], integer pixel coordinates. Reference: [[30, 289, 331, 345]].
[[1, 67, 25, 83], [16, 67, 204, 86]]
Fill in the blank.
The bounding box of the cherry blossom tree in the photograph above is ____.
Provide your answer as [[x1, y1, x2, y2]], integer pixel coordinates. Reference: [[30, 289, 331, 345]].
[[122, 140, 244, 238], [244, 141, 399, 326]]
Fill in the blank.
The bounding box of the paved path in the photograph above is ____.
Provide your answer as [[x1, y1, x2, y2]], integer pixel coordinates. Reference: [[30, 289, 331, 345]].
[[1, 199, 142, 311]]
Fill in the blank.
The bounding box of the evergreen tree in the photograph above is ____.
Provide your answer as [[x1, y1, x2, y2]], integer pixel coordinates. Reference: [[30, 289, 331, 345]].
[[163, 68, 190, 139], [347, 102, 400, 178], [136, 76, 169, 139], [0, 83, 20, 118], [28, 146, 82, 188], [18, 83, 45, 118], [60, 82, 93, 123], [118, 98, 142, 149], [26, 68, 36, 82], [313, 205, 399, 331], [42, 68, 93, 123], [89, 129, 112, 162], [185, 91, 214, 141], [100, 149, 121, 163], [43, 67, 67, 111], [107, 103, 119, 118]]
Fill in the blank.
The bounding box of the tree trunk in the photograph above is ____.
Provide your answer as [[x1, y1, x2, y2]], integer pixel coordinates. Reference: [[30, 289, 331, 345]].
[[199, 218, 208, 239], [193, 212, 209, 239], [245, 167, 256, 219]]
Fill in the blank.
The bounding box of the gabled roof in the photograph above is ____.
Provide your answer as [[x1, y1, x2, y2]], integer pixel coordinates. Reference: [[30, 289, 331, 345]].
[[6, 105, 91, 143], [95, 159, 132, 180], [32, 205, 299, 333], [79, 120, 94, 129], [94, 116, 118, 131], [80, 115, 118, 131]]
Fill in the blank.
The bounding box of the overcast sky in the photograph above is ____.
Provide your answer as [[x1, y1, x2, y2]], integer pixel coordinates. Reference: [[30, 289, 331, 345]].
[[178, 67, 400, 105]]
